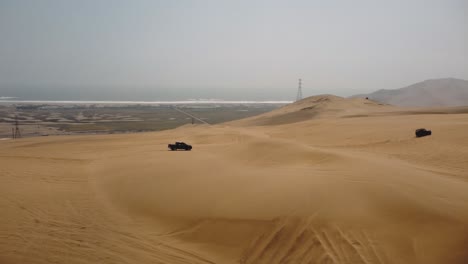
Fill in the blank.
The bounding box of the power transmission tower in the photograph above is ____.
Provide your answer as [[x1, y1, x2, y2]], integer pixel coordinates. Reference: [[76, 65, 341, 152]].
[[296, 78, 303, 101], [13, 115, 21, 139]]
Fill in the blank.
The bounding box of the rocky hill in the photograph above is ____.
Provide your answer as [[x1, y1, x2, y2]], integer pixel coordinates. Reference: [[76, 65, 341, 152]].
[[352, 78, 468, 107]]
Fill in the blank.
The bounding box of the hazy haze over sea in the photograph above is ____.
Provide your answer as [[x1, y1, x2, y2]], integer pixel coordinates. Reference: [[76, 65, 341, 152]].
[[0, 99, 292, 105], [1, 0, 467, 100]]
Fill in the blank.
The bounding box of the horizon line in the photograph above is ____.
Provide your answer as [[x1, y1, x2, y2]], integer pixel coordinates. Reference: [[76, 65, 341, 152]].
[[0, 99, 293, 105]]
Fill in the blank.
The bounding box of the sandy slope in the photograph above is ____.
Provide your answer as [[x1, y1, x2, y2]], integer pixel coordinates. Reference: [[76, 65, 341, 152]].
[[1, 96, 468, 264]]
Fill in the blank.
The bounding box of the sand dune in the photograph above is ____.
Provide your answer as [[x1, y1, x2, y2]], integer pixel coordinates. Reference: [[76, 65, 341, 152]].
[[230, 95, 395, 126], [1, 97, 468, 263]]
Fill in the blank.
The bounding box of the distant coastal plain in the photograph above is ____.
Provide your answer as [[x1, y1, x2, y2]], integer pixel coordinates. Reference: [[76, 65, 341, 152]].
[[0, 101, 288, 138]]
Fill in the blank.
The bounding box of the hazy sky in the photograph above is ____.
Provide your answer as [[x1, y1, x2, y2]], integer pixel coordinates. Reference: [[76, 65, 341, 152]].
[[1, 0, 467, 100]]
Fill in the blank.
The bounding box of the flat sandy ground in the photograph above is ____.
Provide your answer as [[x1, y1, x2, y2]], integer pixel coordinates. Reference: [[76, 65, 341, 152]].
[[1, 96, 468, 264]]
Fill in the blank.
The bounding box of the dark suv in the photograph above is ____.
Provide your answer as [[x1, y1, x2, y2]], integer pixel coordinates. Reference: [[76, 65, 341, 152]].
[[415, 128, 432, 138], [168, 142, 192, 151]]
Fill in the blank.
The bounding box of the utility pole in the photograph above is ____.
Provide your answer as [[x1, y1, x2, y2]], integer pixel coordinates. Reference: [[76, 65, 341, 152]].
[[296, 78, 303, 101], [13, 115, 21, 139]]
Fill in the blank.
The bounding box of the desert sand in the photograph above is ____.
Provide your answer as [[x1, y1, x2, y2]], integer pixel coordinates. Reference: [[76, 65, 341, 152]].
[[1, 96, 468, 264]]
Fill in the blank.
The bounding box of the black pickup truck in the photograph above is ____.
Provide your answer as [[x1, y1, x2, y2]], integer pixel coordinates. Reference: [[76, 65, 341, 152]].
[[168, 142, 192, 151]]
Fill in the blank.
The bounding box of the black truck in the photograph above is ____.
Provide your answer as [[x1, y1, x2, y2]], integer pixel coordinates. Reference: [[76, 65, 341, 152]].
[[168, 142, 192, 151]]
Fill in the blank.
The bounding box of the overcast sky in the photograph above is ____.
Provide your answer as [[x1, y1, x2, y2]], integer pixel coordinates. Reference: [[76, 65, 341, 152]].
[[0, 0, 467, 100]]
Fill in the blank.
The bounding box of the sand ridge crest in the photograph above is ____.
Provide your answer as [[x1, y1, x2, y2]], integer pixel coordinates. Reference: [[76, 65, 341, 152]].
[[230, 95, 395, 126]]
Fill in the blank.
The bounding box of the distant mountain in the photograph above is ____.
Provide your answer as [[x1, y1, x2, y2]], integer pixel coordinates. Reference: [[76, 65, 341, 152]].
[[351, 78, 468, 107]]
